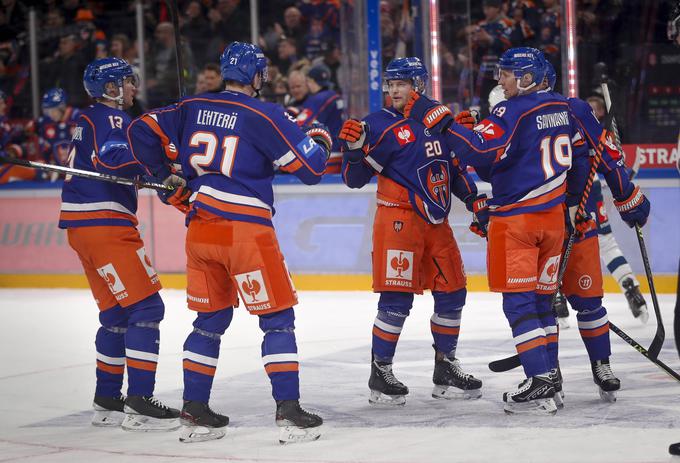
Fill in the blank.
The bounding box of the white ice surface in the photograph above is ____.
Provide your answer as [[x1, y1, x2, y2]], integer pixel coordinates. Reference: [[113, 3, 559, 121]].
[[0, 289, 678, 463]]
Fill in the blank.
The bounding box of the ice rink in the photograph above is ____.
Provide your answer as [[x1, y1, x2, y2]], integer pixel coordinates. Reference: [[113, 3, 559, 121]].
[[0, 288, 678, 463]]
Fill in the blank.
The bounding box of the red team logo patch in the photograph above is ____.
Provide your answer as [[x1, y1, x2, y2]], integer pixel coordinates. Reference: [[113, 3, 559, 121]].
[[393, 125, 415, 146], [96, 263, 128, 301], [473, 121, 505, 140], [235, 270, 272, 311], [385, 249, 414, 288]]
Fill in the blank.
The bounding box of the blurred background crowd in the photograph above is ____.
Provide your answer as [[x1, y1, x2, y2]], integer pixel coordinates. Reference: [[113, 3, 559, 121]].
[[0, 0, 677, 182]]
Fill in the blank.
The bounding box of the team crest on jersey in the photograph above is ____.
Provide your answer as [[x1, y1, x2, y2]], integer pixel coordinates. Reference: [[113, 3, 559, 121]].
[[473, 121, 505, 140], [393, 221, 403, 232], [97, 263, 128, 300], [296, 109, 312, 124], [385, 250, 414, 287], [538, 255, 561, 288], [45, 126, 56, 139], [392, 124, 415, 146], [235, 270, 272, 311], [417, 159, 450, 211], [136, 247, 159, 284]]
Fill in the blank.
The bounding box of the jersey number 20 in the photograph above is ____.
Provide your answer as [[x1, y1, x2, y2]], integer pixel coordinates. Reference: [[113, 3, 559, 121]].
[[189, 131, 239, 177], [540, 134, 571, 180]]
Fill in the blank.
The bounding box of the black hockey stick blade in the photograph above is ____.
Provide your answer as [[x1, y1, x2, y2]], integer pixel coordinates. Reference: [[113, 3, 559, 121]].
[[488, 352, 521, 372], [635, 225, 665, 359], [0, 154, 171, 191], [609, 321, 679, 383]]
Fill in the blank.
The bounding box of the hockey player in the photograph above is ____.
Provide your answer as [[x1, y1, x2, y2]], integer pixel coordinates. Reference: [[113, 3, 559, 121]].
[[34, 88, 81, 169], [127, 42, 328, 444], [405, 47, 573, 415], [295, 63, 345, 172], [338, 57, 485, 407], [59, 57, 180, 431]]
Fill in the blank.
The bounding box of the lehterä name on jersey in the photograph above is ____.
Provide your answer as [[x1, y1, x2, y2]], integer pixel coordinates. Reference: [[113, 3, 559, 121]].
[[196, 109, 238, 130]]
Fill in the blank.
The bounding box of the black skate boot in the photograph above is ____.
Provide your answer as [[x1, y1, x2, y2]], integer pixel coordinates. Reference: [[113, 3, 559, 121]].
[[622, 278, 649, 324], [591, 358, 620, 402], [122, 396, 181, 432], [432, 348, 482, 400], [503, 374, 557, 415], [368, 360, 409, 406], [275, 400, 323, 444], [549, 367, 564, 409], [553, 290, 570, 329], [92, 395, 125, 427], [179, 400, 229, 443]]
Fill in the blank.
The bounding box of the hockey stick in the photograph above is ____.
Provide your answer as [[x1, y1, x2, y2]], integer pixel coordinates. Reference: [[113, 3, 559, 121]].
[[166, 0, 186, 99], [0, 155, 172, 191], [609, 321, 680, 383], [601, 83, 666, 359]]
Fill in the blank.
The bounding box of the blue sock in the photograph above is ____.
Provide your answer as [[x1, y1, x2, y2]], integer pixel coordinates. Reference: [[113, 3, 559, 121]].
[[260, 309, 299, 401], [568, 295, 611, 362], [431, 289, 466, 356], [372, 292, 412, 363], [95, 305, 127, 397], [503, 292, 551, 377], [124, 293, 164, 397]]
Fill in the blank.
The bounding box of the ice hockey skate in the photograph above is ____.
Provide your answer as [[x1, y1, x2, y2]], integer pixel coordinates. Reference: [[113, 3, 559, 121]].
[[622, 278, 649, 324], [92, 395, 125, 427], [121, 395, 181, 432], [553, 290, 570, 329], [431, 350, 482, 400], [179, 400, 228, 443], [275, 400, 322, 444], [591, 358, 620, 402], [549, 367, 564, 409], [368, 360, 409, 406], [503, 375, 557, 415]]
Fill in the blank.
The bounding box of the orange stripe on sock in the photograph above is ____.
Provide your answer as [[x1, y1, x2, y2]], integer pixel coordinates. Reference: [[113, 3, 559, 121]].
[[183, 359, 216, 376], [97, 360, 124, 375], [127, 358, 157, 372], [546, 334, 559, 344], [372, 326, 400, 342], [516, 336, 547, 354], [580, 324, 610, 338], [264, 362, 299, 374], [430, 323, 460, 336]]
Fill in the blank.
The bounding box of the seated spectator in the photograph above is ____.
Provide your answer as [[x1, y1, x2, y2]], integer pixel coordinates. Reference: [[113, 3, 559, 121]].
[[42, 34, 91, 109], [194, 70, 207, 94], [273, 37, 300, 76], [202, 63, 223, 92], [181, 0, 210, 68], [110, 33, 131, 60], [302, 16, 331, 60], [286, 68, 309, 107], [312, 38, 341, 92], [208, 0, 250, 44], [147, 21, 195, 106], [281, 6, 306, 50]]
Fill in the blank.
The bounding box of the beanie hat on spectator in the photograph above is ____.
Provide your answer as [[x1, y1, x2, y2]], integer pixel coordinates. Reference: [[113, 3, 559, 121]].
[[75, 9, 95, 22], [308, 63, 332, 89]]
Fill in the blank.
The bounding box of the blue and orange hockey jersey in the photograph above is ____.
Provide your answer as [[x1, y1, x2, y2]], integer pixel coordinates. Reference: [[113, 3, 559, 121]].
[[295, 89, 345, 151], [35, 106, 81, 166], [441, 90, 577, 216], [59, 103, 147, 229], [127, 91, 328, 227], [342, 107, 477, 224]]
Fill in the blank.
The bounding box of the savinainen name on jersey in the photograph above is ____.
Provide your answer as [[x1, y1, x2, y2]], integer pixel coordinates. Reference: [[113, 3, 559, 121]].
[[536, 111, 569, 130], [196, 109, 238, 130]]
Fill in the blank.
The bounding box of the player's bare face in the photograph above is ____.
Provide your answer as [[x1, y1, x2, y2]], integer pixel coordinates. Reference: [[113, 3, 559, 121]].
[[122, 77, 137, 109], [44, 107, 64, 122], [498, 69, 519, 98], [387, 79, 413, 111]]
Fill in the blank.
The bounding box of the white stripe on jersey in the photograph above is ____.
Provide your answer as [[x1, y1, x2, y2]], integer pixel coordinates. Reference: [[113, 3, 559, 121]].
[[183, 350, 219, 367], [273, 150, 296, 167], [262, 353, 298, 365], [193, 185, 271, 211], [513, 327, 547, 345], [364, 155, 384, 173], [515, 171, 566, 204], [61, 201, 135, 216]]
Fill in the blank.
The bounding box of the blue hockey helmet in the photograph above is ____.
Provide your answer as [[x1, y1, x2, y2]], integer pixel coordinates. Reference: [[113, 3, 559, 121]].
[[220, 41, 268, 87], [383, 57, 429, 93], [83, 57, 137, 104], [545, 61, 557, 90], [41, 88, 68, 109], [495, 47, 548, 93]]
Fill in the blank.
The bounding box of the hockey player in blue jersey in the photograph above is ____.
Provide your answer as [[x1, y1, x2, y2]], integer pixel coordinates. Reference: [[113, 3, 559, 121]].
[[128, 42, 330, 444], [405, 48, 576, 415], [60, 58, 181, 431], [295, 63, 345, 172], [338, 57, 486, 406], [35, 88, 81, 170]]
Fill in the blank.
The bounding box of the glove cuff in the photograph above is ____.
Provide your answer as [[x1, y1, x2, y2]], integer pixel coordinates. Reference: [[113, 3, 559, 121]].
[[614, 185, 643, 212]]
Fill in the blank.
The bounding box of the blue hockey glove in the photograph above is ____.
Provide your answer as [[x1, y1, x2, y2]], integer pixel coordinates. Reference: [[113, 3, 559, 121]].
[[614, 185, 650, 228]]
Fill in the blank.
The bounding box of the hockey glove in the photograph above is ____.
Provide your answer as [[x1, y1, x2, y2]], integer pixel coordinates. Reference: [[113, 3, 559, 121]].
[[338, 119, 368, 162], [466, 194, 489, 238], [159, 174, 192, 214], [454, 110, 477, 130], [403, 90, 453, 134], [614, 185, 650, 228], [304, 122, 333, 159]]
